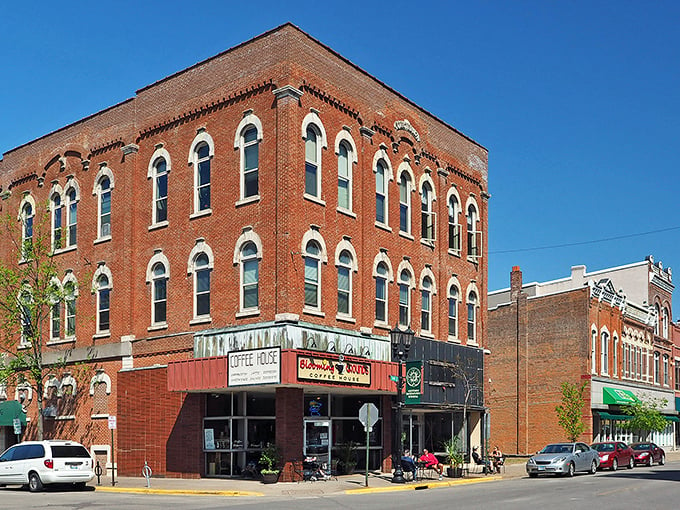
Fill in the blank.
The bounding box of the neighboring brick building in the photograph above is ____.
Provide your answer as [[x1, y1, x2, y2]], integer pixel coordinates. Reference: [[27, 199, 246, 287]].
[[0, 24, 489, 478], [487, 259, 678, 455]]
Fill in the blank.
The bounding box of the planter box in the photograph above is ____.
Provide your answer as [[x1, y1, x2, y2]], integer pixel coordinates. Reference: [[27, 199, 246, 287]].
[[261, 472, 280, 484]]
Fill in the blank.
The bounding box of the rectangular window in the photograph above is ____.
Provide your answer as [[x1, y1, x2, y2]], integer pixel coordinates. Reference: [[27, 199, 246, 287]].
[[154, 280, 167, 324], [243, 259, 259, 309], [305, 162, 318, 197], [66, 299, 76, 337], [68, 202, 77, 246], [338, 267, 350, 315], [448, 298, 457, 337], [467, 303, 475, 341], [398, 284, 409, 327], [53, 207, 62, 250], [375, 278, 386, 323], [375, 166, 386, 224], [101, 190, 111, 237], [421, 290, 430, 332], [654, 352, 660, 384], [156, 173, 168, 223], [244, 140, 259, 198], [51, 302, 61, 340], [304, 258, 319, 308], [198, 159, 211, 210], [196, 270, 210, 316], [338, 149, 350, 210], [449, 222, 460, 252], [99, 289, 110, 332], [663, 355, 669, 386]]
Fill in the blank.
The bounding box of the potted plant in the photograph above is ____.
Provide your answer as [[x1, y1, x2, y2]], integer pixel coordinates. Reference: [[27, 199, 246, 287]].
[[443, 436, 464, 478], [258, 443, 282, 484], [336, 441, 358, 474]]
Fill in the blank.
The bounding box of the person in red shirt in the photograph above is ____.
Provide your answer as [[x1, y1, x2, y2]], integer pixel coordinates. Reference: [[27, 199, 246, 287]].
[[419, 448, 444, 480]]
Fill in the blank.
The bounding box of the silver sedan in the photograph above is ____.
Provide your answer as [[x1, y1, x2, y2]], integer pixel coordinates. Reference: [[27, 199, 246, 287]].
[[526, 442, 600, 477]]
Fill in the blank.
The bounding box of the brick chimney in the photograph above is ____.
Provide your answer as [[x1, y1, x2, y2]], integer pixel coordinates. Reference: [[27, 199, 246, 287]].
[[510, 266, 523, 299]]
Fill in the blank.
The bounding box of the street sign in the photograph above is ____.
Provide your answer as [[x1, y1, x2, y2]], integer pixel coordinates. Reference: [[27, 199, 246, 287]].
[[358, 403, 379, 428], [390, 375, 399, 382], [108, 415, 117, 430]]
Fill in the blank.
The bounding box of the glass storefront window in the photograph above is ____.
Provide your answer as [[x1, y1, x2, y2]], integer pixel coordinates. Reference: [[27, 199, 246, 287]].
[[204, 419, 230, 449], [206, 394, 231, 417], [330, 395, 380, 417], [247, 395, 275, 416], [248, 419, 274, 449], [304, 394, 329, 417]]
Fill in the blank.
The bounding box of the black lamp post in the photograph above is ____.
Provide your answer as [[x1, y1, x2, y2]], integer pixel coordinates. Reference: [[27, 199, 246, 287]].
[[390, 323, 414, 483]]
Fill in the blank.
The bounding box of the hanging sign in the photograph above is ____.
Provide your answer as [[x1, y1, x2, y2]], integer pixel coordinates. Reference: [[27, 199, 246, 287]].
[[404, 361, 422, 404]]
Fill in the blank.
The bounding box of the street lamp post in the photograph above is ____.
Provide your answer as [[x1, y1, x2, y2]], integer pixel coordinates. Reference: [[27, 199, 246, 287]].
[[390, 324, 414, 484]]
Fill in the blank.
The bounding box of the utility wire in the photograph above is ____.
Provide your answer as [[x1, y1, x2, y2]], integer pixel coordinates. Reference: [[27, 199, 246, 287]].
[[490, 226, 680, 255]]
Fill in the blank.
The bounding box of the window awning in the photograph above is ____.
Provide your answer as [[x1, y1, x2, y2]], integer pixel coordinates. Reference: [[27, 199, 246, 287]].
[[0, 400, 27, 426], [597, 411, 632, 421], [664, 415, 680, 423], [602, 387, 639, 405]]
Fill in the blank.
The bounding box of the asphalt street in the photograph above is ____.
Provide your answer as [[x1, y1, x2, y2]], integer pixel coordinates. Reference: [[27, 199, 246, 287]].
[[0, 460, 677, 509]]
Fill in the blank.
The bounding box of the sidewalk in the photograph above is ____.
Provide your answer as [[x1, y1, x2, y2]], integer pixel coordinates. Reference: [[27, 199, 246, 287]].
[[92, 470, 501, 497], [91, 449, 680, 498]]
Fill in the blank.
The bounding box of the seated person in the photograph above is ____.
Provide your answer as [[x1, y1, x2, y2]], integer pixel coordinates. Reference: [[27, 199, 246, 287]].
[[401, 449, 418, 480], [491, 446, 504, 473], [419, 448, 444, 480], [471, 446, 492, 474]]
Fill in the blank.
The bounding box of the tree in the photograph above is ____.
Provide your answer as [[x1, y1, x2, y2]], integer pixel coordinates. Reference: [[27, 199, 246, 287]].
[[0, 212, 75, 440], [622, 396, 668, 440], [555, 381, 587, 442], [447, 354, 484, 453]]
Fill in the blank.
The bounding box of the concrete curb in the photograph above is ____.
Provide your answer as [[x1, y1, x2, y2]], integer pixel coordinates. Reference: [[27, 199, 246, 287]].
[[345, 475, 501, 494], [94, 487, 264, 497]]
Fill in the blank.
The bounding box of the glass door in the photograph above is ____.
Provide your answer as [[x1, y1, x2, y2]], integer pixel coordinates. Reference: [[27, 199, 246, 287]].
[[304, 420, 331, 466], [403, 413, 423, 457]]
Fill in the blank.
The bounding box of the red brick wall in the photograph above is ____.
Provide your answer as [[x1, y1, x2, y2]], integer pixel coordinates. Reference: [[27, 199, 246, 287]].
[[117, 366, 203, 478]]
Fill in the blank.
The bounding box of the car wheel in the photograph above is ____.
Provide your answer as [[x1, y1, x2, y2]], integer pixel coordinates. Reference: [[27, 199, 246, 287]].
[[529, 473, 538, 478], [611, 458, 618, 471], [567, 462, 575, 477], [74, 482, 87, 491], [648, 455, 653, 467], [628, 457, 634, 469], [590, 460, 597, 474], [659, 454, 665, 466], [28, 472, 43, 493]]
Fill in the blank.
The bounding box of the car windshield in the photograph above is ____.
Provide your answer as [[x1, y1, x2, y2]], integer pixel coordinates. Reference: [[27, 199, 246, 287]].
[[591, 443, 614, 452], [631, 444, 650, 451], [540, 444, 572, 454]]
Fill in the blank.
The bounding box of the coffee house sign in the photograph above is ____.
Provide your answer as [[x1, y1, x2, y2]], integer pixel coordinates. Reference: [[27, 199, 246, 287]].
[[297, 355, 371, 386]]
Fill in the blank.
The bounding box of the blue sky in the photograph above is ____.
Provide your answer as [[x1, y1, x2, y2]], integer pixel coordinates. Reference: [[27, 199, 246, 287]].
[[2, 1, 679, 304]]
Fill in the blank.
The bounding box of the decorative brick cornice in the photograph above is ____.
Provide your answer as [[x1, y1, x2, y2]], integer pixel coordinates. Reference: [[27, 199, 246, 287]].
[[90, 139, 124, 158], [272, 85, 303, 101], [301, 81, 361, 122], [139, 81, 274, 141]]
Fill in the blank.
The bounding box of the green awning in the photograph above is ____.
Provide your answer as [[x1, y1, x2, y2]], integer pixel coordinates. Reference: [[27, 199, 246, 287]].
[[598, 411, 632, 421], [664, 415, 680, 423], [603, 387, 639, 405], [0, 400, 27, 426]]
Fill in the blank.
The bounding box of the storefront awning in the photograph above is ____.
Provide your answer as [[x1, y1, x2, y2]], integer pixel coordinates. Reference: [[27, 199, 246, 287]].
[[664, 415, 680, 422], [602, 387, 639, 405], [598, 411, 632, 421], [0, 400, 27, 426]]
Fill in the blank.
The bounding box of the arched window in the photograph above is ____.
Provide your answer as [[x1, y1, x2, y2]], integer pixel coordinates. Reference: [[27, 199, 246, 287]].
[[305, 126, 321, 198], [448, 195, 461, 254], [194, 253, 211, 318], [399, 172, 411, 234], [613, 335, 618, 377], [375, 262, 388, 324], [152, 262, 168, 325], [421, 277, 432, 333], [240, 241, 259, 311], [194, 142, 211, 212], [337, 250, 352, 316], [421, 181, 435, 242], [467, 291, 477, 342], [97, 175, 112, 238], [21, 201, 34, 258], [398, 270, 412, 327], [19, 287, 33, 346], [448, 285, 459, 339], [63, 278, 77, 338], [654, 351, 660, 384], [601, 330, 609, 375], [97, 274, 111, 334], [376, 160, 388, 224], [65, 187, 77, 247], [51, 192, 63, 250], [591, 329, 597, 374], [338, 142, 352, 211], [49, 279, 61, 341], [662, 307, 669, 338], [241, 127, 259, 199], [304, 241, 321, 309], [654, 304, 660, 335], [467, 203, 481, 261], [152, 157, 168, 224], [663, 354, 669, 385]]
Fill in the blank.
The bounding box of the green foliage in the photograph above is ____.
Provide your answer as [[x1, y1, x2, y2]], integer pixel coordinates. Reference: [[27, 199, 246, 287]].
[[442, 436, 464, 467], [258, 443, 282, 474], [337, 441, 358, 474], [622, 396, 668, 438], [555, 381, 587, 442]]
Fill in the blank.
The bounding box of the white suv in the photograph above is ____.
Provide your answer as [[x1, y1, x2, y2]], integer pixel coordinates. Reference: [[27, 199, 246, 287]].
[[0, 440, 94, 492]]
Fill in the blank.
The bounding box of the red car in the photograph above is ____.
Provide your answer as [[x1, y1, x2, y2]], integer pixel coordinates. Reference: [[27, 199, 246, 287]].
[[630, 442, 666, 466], [590, 442, 634, 470]]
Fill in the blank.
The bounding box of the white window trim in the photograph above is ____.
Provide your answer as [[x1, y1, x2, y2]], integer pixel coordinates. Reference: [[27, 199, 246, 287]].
[[91, 265, 113, 336], [233, 228, 263, 314], [234, 114, 263, 202], [188, 130, 215, 215], [334, 130, 357, 213], [146, 251, 171, 326], [93, 166, 115, 241], [62, 271, 78, 340], [600, 327, 610, 376], [334, 240, 358, 320], [373, 148, 394, 227], [447, 277, 461, 342], [419, 274, 435, 335], [447, 187, 462, 256], [301, 113, 327, 200], [147, 146, 172, 227], [187, 241, 214, 321], [419, 177, 436, 243], [372, 252, 394, 328], [465, 196, 482, 262]]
